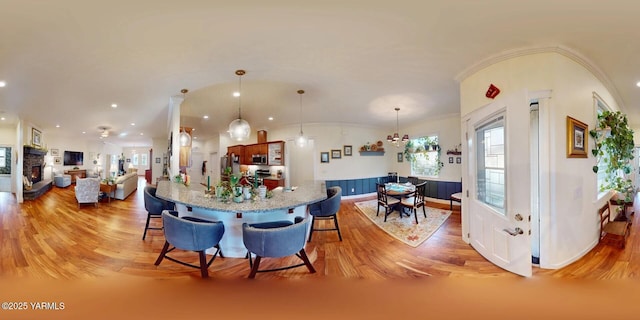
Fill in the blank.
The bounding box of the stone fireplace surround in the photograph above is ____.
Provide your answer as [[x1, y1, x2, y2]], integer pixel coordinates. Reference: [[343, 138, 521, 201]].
[[23, 146, 52, 200]]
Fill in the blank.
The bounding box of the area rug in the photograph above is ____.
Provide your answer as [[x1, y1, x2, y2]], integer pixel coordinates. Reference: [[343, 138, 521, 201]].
[[354, 199, 452, 247]]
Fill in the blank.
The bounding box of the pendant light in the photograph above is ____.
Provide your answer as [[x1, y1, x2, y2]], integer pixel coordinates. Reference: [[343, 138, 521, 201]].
[[178, 89, 192, 147], [295, 89, 307, 147], [386, 107, 409, 147], [228, 69, 251, 141]]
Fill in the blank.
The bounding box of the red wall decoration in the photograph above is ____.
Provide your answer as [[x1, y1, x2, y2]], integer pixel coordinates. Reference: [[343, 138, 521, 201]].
[[485, 84, 500, 99]]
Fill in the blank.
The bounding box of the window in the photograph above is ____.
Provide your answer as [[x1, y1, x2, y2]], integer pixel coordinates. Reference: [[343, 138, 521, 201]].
[[140, 154, 148, 166], [131, 153, 147, 166], [595, 94, 611, 195], [132, 154, 139, 166], [476, 116, 505, 215], [409, 135, 441, 177], [0, 147, 10, 174]]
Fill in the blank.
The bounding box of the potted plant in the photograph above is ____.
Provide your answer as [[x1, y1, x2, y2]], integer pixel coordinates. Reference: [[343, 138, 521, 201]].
[[589, 110, 635, 218]]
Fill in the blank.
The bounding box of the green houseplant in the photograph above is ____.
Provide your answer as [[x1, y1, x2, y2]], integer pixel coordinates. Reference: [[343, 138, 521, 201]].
[[589, 110, 635, 206]]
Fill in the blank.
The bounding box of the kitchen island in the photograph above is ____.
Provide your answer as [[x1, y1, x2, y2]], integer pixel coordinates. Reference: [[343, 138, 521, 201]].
[[155, 180, 327, 257]]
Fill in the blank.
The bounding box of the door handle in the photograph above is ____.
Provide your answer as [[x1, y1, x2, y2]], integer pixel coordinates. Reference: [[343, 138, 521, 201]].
[[503, 227, 523, 236]]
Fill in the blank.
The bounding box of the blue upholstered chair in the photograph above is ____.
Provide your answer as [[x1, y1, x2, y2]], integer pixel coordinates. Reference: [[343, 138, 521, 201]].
[[143, 186, 175, 240], [54, 174, 71, 188], [307, 186, 342, 242], [154, 210, 225, 278], [74, 177, 100, 208], [242, 216, 315, 279]]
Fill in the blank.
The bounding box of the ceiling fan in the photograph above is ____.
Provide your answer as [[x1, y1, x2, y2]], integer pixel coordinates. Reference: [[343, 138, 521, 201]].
[[98, 126, 111, 139]]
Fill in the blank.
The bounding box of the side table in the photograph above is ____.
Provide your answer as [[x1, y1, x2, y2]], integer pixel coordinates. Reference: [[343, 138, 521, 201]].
[[100, 183, 117, 203]]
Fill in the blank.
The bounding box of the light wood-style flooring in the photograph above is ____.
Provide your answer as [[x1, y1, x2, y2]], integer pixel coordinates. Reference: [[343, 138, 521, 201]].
[[1, 177, 638, 280]]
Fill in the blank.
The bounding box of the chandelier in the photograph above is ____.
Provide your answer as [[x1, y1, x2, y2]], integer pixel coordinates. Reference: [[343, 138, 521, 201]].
[[386, 107, 408, 147], [228, 69, 251, 142], [295, 89, 307, 147], [178, 89, 192, 147]]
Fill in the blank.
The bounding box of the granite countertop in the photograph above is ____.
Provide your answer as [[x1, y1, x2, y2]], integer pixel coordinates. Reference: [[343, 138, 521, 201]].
[[155, 180, 327, 213]]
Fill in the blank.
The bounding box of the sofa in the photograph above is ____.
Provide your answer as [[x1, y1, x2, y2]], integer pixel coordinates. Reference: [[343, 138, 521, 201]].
[[113, 172, 138, 200]]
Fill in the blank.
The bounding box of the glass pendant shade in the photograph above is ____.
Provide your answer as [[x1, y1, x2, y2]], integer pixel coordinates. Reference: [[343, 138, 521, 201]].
[[296, 132, 307, 147], [229, 118, 251, 141], [179, 130, 191, 146]]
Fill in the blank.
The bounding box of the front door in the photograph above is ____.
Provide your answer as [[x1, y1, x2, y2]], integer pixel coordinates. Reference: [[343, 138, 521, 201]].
[[464, 90, 532, 277]]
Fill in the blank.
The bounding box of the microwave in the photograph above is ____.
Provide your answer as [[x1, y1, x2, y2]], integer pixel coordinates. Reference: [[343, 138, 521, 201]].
[[252, 154, 267, 164]]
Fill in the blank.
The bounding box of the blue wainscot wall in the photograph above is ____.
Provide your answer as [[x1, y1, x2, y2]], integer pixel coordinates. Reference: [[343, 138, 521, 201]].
[[325, 176, 462, 200]]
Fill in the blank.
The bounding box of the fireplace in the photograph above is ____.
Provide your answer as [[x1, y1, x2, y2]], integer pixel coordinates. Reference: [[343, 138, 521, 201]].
[[31, 165, 42, 184]]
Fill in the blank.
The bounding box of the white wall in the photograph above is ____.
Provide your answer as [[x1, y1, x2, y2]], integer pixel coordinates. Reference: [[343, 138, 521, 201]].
[[460, 51, 619, 269]]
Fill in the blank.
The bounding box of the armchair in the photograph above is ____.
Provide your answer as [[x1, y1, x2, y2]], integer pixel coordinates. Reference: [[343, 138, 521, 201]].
[[74, 177, 100, 208], [54, 174, 71, 188], [307, 186, 342, 242], [242, 216, 315, 279]]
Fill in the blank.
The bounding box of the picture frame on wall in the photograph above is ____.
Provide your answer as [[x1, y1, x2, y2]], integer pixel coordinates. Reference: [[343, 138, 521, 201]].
[[456, 157, 462, 164], [449, 157, 454, 163], [50, 148, 60, 156], [344, 145, 352, 156], [126, 158, 131, 163], [566, 116, 588, 158], [155, 157, 161, 164], [320, 152, 330, 163], [397, 152, 403, 162], [32, 128, 42, 147], [331, 149, 342, 159], [54, 157, 62, 165]]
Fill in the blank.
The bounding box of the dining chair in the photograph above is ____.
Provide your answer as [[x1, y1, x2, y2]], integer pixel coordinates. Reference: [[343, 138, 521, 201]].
[[401, 182, 427, 224], [387, 172, 398, 184], [154, 210, 225, 278], [242, 216, 315, 279], [376, 183, 400, 222], [143, 186, 175, 240], [308, 186, 343, 242], [407, 176, 420, 185], [598, 202, 631, 249]]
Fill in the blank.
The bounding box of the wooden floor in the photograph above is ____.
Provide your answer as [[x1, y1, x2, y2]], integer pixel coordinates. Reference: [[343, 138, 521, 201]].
[[1, 176, 638, 280]]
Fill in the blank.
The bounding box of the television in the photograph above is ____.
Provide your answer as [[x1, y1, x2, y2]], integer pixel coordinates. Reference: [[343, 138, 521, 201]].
[[63, 150, 84, 166]]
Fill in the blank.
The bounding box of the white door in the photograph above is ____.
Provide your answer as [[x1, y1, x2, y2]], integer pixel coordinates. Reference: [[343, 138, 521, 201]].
[[464, 90, 532, 277]]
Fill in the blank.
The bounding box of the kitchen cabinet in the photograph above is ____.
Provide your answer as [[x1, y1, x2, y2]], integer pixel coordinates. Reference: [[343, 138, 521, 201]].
[[244, 144, 268, 164], [263, 178, 284, 190], [227, 145, 245, 164], [268, 141, 285, 166]]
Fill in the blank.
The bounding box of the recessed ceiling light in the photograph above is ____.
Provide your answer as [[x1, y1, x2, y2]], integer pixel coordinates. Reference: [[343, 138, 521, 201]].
[[1, 117, 5, 121], [233, 91, 240, 97], [268, 117, 274, 121], [111, 104, 117, 108], [0, 81, 6, 87], [130, 122, 135, 126], [119, 133, 128, 137], [193, 136, 198, 140], [140, 133, 144, 136], [82, 131, 86, 134], [203, 115, 209, 119], [636, 81, 640, 87], [192, 128, 196, 131], [55, 124, 60, 128]]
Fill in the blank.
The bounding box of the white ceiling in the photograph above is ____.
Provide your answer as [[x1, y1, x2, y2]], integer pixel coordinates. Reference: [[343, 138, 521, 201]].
[[1, 0, 639, 147]]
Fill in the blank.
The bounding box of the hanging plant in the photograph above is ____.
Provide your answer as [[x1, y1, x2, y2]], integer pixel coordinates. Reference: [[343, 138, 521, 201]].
[[589, 110, 635, 203]]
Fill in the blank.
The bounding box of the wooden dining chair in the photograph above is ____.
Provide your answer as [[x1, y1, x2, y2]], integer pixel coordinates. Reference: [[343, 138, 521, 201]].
[[401, 182, 427, 224], [598, 202, 631, 249], [376, 183, 400, 222]]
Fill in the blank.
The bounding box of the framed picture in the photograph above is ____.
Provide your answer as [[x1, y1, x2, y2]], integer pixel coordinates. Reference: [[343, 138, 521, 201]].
[[54, 156, 62, 165], [331, 149, 341, 159], [449, 157, 454, 163], [456, 157, 462, 164], [32, 128, 42, 147], [320, 152, 330, 163], [126, 158, 131, 163], [155, 157, 161, 164], [344, 145, 352, 156], [397, 152, 403, 162], [567, 116, 588, 158], [50, 148, 60, 156]]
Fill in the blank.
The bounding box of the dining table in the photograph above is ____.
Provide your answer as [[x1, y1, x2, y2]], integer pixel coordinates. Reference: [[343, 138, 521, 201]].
[[383, 182, 415, 217]]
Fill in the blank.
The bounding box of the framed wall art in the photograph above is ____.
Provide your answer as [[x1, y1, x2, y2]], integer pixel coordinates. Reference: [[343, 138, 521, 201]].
[[50, 148, 60, 156], [397, 152, 403, 162], [567, 116, 588, 158], [32, 128, 42, 147], [331, 149, 341, 159], [320, 152, 329, 163], [344, 145, 352, 156]]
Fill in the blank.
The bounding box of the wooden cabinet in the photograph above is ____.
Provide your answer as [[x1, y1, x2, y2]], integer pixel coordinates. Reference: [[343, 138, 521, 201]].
[[243, 144, 267, 164], [65, 169, 87, 184], [263, 178, 284, 190], [227, 145, 245, 163]]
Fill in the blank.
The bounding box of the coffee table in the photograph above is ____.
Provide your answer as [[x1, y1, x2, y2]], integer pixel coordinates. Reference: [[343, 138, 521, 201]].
[[100, 183, 117, 203]]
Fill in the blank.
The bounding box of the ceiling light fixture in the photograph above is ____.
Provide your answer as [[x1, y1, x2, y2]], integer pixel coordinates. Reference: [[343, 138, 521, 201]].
[[386, 107, 409, 147], [98, 126, 110, 138], [636, 81, 640, 87], [111, 103, 117, 108], [178, 88, 192, 147], [0, 81, 6, 87], [296, 89, 307, 148], [228, 69, 251, 142]]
